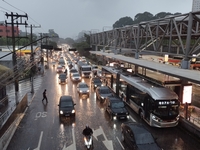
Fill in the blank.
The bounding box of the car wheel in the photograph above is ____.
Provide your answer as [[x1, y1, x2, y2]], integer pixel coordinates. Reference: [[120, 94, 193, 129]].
[[121, 132, 125, 142]]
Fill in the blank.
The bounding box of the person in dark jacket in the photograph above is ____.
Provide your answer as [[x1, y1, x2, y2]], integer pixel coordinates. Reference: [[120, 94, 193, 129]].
[[82, 125, 93, 136], [42, 89, 48, 103]]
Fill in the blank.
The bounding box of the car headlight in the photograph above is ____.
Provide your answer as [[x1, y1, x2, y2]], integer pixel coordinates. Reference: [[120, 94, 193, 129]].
[[72, 109, 75, 113], [113, 116, 117, 120], [80, 90, 83, 93], [101, 96, 105, 99], [87, 90, 89, 92], [60, 110, 63, 114], [95, 85, 97, 87]]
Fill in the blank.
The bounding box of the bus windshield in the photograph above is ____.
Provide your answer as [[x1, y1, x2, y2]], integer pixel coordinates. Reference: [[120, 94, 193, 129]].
[[82, 67, 91, 71], [153, 104, 179, 119]]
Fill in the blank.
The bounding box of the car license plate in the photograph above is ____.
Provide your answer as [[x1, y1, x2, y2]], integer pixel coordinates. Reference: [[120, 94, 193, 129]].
[[65, 114, 70, 116], [120, 117, 125, 119]]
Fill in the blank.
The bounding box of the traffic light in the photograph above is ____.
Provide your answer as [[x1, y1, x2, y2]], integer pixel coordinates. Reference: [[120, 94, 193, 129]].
[[41, 45, 54, 50], [84, 47, 92, 51], [54, 48, 62, 51], [69, 48, 77, 51]]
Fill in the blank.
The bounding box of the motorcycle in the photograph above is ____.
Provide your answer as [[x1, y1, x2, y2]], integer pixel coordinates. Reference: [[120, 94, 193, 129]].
[[84, 135, 93, 150]]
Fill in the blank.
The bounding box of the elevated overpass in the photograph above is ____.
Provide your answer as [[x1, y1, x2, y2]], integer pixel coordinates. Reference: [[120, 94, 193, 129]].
[[90, 11, 200, 69]]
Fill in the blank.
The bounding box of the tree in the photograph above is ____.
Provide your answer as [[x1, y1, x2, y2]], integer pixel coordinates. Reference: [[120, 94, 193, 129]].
[[65, 37, 75, 46], [113, 16, 134, 28], [133, 12, 154, 24], [154, 12, 173, 19]]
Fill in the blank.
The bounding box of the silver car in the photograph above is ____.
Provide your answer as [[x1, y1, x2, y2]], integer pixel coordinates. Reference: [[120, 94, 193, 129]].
[[71, 72, 81, 82], [77, 82, 89, 96]]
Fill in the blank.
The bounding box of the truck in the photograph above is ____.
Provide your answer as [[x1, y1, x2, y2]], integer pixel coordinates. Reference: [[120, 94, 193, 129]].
[[77, 61, 92, 77]]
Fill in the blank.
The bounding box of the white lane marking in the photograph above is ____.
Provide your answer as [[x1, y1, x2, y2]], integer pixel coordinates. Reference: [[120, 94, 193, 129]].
[[130, 116, 136, 122], [116, 137, 125, 150], [93, 126, 113, 150], [33, 131, 43, 150], [62, 127, 76, 150]]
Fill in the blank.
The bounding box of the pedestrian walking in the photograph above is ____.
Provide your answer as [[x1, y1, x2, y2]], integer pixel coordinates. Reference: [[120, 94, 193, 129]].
[[42, 89, 48, 103]]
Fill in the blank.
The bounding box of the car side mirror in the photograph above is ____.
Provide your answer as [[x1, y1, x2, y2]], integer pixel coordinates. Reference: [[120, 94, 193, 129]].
[[74, 104, 76, 105], [58, 104, 60, 106]]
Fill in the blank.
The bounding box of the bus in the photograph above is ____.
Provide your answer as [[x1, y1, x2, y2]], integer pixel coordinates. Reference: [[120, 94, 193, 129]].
[[77, 61, 92, 77], [102, 66, 180, 128]]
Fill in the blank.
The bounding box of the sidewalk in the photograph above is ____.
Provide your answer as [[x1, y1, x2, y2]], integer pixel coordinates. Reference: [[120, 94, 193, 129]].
[[0, 74, 43, 129]]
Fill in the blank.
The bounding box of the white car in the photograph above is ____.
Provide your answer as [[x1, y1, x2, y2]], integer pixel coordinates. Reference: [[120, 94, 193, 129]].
[[77, 82, 89, 96], [71, 72, 81, 82]]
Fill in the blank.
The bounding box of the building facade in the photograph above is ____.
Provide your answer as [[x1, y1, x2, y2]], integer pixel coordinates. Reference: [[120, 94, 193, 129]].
[[0, 22, 19, 37], [192, 0, 200, 12]]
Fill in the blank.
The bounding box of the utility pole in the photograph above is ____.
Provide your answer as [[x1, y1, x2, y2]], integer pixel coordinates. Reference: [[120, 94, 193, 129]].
[[27, 24, 41, 93], [5, 12, 28, 94]]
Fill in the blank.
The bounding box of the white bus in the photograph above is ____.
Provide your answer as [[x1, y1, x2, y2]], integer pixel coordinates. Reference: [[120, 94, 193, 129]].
[[102, 66, 180, 128]]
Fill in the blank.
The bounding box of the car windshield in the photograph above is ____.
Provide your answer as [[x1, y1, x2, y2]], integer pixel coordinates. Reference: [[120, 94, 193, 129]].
[[73, 74, 79, 77], [71, 69, 77, 73], [100, 88, 111, 94], [111, 101, 124, 108], [93, 78, 101, 83], [60, 101, 73, 107], [135, 133, 155, 145], [79, 84, 88, 88], [59, 74, 66, 78]]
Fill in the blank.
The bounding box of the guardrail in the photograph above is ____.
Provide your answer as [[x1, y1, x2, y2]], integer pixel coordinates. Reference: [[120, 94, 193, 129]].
[[0, 104, 16, 130]]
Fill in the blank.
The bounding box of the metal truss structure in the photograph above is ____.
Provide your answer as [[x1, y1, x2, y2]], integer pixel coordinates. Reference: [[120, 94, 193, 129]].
[[90, 11, 200, 59]]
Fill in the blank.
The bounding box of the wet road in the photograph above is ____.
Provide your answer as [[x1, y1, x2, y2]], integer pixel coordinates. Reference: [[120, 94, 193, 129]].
[[7, 58, 200, 150]]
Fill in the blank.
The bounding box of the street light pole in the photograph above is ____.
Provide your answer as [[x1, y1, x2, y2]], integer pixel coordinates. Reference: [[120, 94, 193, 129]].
[[27, 24, 41, 93]]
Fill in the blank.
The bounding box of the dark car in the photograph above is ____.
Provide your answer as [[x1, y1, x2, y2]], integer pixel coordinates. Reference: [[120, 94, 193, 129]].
[[96, 86, 114, 103], [58, 96, 76, 118], [91, 77, 102, 89], [105, 96, 129, 120], [121, 122, 161, 150], [70, 68, 78, 77], [58, 73, 67, 84]]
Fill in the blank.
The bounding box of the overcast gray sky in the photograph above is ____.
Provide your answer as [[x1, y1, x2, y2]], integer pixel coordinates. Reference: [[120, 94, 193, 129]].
[[0, 0, 193, 39]]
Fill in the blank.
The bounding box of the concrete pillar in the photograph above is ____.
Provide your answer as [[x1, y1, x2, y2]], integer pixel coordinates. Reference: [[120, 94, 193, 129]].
[[181, 59, 190, 69], [135, 52, 139, 59]]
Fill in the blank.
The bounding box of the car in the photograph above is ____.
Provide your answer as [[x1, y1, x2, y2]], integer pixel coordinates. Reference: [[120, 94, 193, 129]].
[[77, 82, 89, 96], [105, 96, 129, 120], [96, 86, 114, 103], [91, 77, 103, 89], [70, 68, 78, 77], [96, 69, 103, 78], [56, 65, 64, 73], [121, 122, 161, 150], [52, 61, 56, 67], [71, 72, 81, 82], [58, 73, 67, 84], [58, 95, 76, 118]]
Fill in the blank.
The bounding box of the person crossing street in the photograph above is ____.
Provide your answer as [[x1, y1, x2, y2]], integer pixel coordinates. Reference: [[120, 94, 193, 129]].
[[42, 89, 48, 103]]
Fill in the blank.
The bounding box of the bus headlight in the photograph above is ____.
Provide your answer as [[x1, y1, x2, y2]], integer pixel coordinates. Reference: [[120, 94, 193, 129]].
[[113, 116, 117, 120], [72, 110, 75, 113]]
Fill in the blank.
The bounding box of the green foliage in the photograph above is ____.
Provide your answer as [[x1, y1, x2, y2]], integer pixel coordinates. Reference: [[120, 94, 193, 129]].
[[0, 35, 37, 46], [48, 40, 57, 48], [113, 11, 182, 28], [134, 12, 154, 24], [113, 16, 134, 28], [65, 37, 75, 46]]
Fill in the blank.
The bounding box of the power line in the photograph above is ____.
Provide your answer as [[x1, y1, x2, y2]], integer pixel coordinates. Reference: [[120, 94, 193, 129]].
[[0, 6, 11, 12], [2, 0, 26, 14]]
